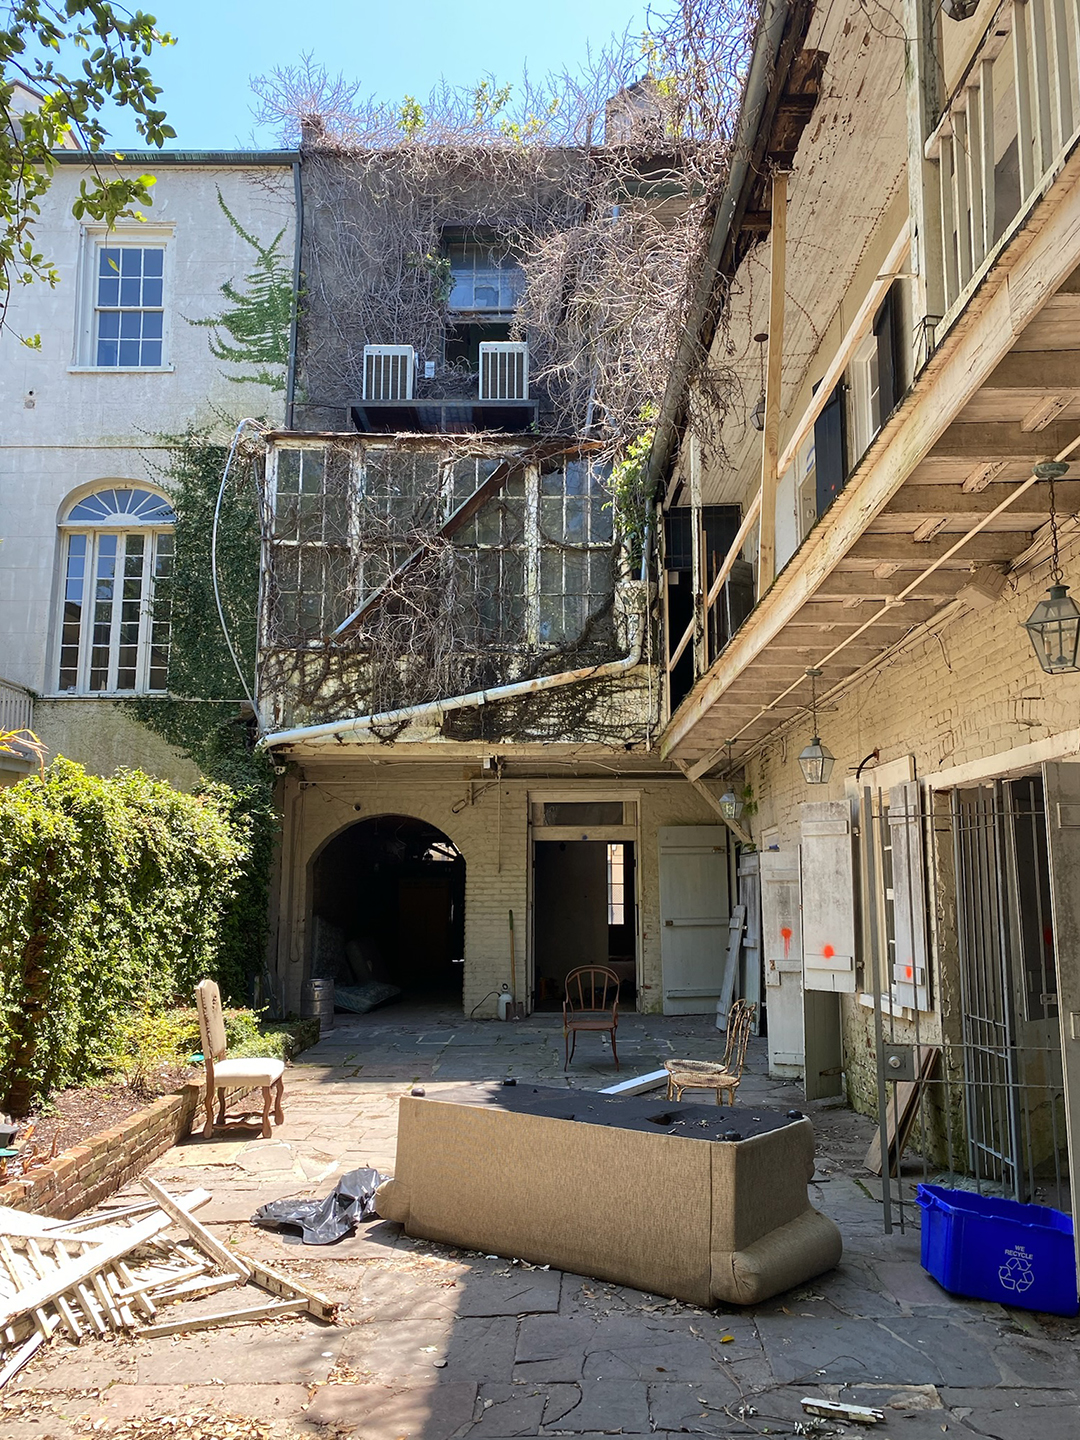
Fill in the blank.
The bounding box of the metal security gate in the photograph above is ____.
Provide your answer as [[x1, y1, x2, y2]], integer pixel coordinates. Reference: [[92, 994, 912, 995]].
[[864, 774, 1069, 1236], [950, 779, 1065, 1202]]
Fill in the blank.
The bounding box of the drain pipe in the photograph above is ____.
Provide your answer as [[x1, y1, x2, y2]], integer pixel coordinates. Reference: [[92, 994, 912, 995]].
[[256, 587, 647, 751]]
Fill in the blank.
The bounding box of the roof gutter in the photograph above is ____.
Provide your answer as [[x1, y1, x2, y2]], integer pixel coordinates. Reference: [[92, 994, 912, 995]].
[[53, 150, 299, 166], [644, 0, 794, 501], [256, 589, 646, 752]]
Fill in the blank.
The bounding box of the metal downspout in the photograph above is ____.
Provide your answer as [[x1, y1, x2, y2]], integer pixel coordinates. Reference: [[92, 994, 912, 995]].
[[285, 157, 303, 430]]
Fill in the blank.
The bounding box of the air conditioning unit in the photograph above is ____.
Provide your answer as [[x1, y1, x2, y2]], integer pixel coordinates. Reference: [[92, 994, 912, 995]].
[[479, 341, 529, 401], [363, 344, 415, 401]]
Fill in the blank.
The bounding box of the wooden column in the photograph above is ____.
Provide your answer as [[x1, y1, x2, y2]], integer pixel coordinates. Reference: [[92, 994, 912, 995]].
[[904, 0, 946, 365], [757, 169, 787, 597]]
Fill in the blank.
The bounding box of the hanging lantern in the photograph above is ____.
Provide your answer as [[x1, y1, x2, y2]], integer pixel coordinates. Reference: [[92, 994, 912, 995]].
[[1023, 585, 1080, 673], [1022, 462, 1080, 673], [798, 668, 835, 785], [718, 787, 744, 820], [798, 736, 836, 785], [750, 333, 768, 431], [718, 739, 745, 818], [750, 392, 766, 432]]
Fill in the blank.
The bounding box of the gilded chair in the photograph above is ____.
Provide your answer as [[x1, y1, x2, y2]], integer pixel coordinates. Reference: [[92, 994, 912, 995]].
[[194, 979, 285, 1139], [664, 999, 756, 1105], [563, 966, 620, 1070]]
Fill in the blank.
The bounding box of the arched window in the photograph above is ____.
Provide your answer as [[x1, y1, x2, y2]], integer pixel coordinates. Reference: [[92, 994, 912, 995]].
[[57, 486, 176, 694]]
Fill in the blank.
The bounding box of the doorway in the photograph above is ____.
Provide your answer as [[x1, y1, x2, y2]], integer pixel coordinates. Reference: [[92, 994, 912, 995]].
[[533, 840, 637, 1009], [310, 814, 465, 1004]]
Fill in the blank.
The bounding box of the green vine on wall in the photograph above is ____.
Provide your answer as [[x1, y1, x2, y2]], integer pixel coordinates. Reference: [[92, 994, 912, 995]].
[[186, 190, 293, 391], [607, 407, 656, 571]]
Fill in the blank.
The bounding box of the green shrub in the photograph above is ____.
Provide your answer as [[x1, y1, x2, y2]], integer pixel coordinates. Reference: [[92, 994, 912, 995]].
[[107, 1006, 316, 1094], [0, 759, 244, 1115]]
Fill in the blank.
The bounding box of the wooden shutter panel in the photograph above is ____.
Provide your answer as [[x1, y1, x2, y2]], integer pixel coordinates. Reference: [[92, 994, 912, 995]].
[[800, 801, 857, 993], [873, 282, 904, 425], [888, 780, 930, 1011], [814, 383, 848, 517], [760, 849, 802, 988]]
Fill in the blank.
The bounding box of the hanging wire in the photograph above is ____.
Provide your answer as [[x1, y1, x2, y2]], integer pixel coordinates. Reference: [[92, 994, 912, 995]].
[[212, 417, 269, 724]]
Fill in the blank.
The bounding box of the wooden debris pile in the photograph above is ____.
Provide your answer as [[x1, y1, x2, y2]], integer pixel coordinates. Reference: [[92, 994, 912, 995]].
[[0, 1176, 336, 1389]]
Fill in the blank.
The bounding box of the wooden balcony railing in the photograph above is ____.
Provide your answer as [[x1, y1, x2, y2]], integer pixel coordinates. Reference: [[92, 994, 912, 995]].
[[0, 677, 33, 735], [927, 0, 1080, 327]]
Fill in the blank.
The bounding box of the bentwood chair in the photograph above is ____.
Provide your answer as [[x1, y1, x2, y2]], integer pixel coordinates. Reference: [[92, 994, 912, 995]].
[[664, 999, 757, 1105], [563, 965, 621, 1070], [194, 979, 285, 1139]]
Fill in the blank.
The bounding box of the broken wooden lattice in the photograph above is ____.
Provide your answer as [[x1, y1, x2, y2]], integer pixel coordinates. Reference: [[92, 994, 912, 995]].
[[0, 1178, 336, 1389]]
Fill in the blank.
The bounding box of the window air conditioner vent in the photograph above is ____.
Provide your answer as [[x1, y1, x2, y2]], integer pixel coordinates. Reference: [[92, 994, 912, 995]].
[[363, 344, 415, 401], [479, 341, 528, 401]]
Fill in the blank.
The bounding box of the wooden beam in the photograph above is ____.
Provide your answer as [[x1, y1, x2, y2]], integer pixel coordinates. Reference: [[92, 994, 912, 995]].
[[840, 531, 1024, 564], [673, 759, 753, 845], [882, 481, 1080, 524], [929, 421, 1079, 459], [758, 170, 787, 595], [814, 570, 960, 600], [982, 351, 1080, 388]]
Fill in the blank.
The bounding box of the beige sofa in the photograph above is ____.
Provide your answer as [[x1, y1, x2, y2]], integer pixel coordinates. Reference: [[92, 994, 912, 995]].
[[375, 1085, 842, 1306]]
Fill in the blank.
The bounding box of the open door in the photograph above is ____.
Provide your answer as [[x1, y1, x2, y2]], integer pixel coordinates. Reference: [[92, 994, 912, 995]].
[[760, 848, 804, 1077], [659, 826, 730, 1015], [799, 802, 848, 1099]]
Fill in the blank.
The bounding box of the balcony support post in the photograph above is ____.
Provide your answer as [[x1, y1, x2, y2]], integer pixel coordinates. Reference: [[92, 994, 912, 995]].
[[757, 169, 788, 597], [904, 0, 946, 369]]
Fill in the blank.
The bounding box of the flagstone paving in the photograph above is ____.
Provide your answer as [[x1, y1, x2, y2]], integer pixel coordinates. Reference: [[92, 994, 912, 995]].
[[3, 1006, 1079, 1438]]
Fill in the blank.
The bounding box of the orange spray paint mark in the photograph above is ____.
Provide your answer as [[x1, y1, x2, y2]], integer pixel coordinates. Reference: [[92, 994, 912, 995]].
[[905, 965, 913, 980], [781, 926, 793, 958], [822, 944, 835, 960]]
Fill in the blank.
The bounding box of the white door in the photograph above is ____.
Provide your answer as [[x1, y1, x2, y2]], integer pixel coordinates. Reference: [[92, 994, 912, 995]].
[[659, 826, 730, 1015], [760, 848, 805, 1077]]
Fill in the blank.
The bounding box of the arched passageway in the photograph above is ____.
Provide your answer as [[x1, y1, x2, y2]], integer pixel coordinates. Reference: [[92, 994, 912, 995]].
[[310, 814, 465, 1005]]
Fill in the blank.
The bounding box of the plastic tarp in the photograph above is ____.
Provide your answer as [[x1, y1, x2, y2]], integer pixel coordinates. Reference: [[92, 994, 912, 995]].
[[251, 1166, 389, 1245]]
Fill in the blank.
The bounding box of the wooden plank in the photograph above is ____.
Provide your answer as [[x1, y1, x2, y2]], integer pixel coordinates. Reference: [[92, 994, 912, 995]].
[[717, 905, 747, 1025], [151, 1273, 244, 1305], [136, 1298, 305, 1340], [140, 1179, 249, 1280], [758, 170, 787, 593], [0, 1212, 171, 1332], [26, 1240, 83, 1342], [240, 1255, 337, 1321], [864, 1045, 941, 1176], [929, 420, 1080, 458]]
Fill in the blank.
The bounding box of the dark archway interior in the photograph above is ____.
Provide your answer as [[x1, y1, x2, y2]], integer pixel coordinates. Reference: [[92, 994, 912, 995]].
[[311, 814, 465, 1003]]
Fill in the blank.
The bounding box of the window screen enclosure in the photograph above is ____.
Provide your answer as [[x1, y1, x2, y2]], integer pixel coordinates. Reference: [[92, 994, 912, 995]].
[[265, 443, 617, 652]]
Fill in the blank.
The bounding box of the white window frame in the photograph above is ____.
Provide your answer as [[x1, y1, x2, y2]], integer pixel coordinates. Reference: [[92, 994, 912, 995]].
[[55, 487, 175, 696], [71, 226, 174, 371], [848, 332, 882, 462]]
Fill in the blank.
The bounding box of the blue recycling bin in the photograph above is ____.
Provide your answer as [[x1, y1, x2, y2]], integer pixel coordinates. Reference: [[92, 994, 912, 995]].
[[916, 1183, 1079, 1316]]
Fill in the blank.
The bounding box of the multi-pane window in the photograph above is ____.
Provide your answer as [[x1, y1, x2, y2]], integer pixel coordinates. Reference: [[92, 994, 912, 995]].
[[446, 240, 523, 313], [267, 444, 618, 652], [57, 488, 175, 693], [538, 458, 614, 644], [272, 447, 351, 642], [94, 245, 165, 367], [607, 843, 626, 925]]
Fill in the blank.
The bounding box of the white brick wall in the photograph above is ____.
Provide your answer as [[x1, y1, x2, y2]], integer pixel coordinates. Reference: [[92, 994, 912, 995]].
[[273, 769, 718, 1017], [745, 548, 1080, 1111]]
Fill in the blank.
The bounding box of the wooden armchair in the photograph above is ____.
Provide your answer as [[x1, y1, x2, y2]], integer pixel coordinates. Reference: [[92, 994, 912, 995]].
[[194, 979, 285, 1140], [563, 966, 620, 1070], [664, 999, 756, 1105]]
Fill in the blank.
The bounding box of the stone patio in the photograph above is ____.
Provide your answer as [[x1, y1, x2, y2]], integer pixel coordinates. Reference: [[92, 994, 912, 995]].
[[3, 1006, 1079, 1439]]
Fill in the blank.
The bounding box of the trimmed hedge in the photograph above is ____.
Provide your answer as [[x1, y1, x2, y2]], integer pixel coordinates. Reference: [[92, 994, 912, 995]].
[[0, 759, 245, 1116]]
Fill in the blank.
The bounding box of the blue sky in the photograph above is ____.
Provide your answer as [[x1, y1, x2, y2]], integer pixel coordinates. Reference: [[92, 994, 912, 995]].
[[106, 0, 647, 150]]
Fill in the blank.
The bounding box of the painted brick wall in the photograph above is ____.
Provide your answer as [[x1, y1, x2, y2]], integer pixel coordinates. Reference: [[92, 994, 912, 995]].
[[745, 548, 1080, 1114], [274, 769, 720, 1017]]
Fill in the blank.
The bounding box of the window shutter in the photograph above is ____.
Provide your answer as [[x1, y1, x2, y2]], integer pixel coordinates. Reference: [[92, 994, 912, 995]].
[[814, 383, 848, 518], [888, 780, 930, 1011], [800, 801, 857, 993], [760, 849, 802, 988], [873, 282, 903, 424]]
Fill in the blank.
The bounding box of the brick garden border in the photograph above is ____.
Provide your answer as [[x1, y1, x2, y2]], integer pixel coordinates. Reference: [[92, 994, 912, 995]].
[[0, 1081, 247, 1220]]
